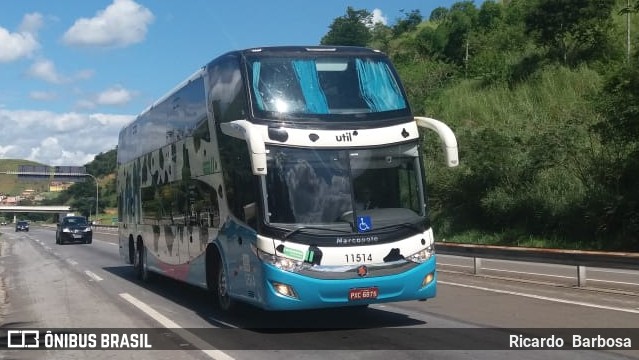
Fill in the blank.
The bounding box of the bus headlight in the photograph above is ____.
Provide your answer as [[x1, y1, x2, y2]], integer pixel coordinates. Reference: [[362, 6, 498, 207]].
[[407, 244, 434, 263], [257, 249, 306, 272], [270, 281, 299, 299]]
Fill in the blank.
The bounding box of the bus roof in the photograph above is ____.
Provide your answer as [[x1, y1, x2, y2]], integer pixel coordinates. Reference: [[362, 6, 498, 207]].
[[236, 45, 384, 56], [120, 45, 387, 133]]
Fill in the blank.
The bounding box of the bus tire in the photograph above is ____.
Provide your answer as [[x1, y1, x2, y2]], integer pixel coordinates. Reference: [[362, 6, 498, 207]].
[[217, 259, 235, 312], [208, 250, 235, 313], [135, 239, 152, 282]]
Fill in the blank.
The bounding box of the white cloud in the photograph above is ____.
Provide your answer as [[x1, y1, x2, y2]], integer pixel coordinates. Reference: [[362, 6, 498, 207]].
[[75, 85, 137, 109], [0, 13, 41, 63], [75, 99, 96, 110], [27, 59, 64, 83], [73, 69, 95, 81], [0, 109, 133, 166], [371, 9, 388, 26], [19, 13, 44, 34], [27, 58, 94, 84], [0, 145, 17, 158], [96, 86, 136, 106], [29, 91, 58, 101], [62, 0, 154, 48]]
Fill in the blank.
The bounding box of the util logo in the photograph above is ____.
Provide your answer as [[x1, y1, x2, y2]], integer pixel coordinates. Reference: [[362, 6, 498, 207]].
[[336, 131, 358, 142]]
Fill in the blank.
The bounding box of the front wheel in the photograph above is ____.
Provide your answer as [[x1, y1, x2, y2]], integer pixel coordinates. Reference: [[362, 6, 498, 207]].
[[216, 259, 235, 312]]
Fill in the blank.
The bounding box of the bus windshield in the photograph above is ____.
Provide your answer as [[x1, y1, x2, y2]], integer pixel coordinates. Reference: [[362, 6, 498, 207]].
[[262, 142, 426, 232], [247, 55, 409, 120]]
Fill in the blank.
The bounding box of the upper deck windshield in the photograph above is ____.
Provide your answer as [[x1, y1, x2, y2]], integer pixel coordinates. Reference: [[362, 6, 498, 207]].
[[247, 53, 410, 122], [262, 142, 426, 234]]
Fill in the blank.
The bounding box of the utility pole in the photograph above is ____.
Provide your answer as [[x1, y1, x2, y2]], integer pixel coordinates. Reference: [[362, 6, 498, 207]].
[[85, 173, 99, 222]]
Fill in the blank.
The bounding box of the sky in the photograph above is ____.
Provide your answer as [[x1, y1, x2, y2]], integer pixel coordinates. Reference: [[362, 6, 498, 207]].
[[0, 0, 461, 167]]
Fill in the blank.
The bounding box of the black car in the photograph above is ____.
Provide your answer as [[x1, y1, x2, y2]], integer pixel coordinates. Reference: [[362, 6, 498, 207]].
[[56, 216, 92, 244], [15, 220, 29, 232]]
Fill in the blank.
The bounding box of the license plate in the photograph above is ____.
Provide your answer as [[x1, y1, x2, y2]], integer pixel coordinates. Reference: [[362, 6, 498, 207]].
[[348, 287, 378, 301], [73, 234, 82, 239]]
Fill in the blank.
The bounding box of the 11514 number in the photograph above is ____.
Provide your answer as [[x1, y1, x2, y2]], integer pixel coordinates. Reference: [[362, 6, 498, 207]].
[[345, 253, 373, 263]]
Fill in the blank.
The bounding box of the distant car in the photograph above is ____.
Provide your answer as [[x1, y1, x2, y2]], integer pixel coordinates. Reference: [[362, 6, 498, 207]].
[[56, 216, 92, 245], [15, 220, 29, 232], [1, 221, 7, 226]]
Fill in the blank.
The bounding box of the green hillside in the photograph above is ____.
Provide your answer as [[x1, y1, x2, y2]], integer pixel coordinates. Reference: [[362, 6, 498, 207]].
[[322, 1, 639, 250], [0, 159, 52, 195]]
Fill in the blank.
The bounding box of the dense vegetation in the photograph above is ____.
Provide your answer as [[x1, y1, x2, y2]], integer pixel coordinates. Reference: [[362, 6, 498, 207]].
[[322, 0, 639, 250], [40, 149, 118, 218]]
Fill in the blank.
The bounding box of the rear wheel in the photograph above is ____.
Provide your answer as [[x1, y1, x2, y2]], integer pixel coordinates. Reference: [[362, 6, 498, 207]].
[[134, 242, 151, 281]]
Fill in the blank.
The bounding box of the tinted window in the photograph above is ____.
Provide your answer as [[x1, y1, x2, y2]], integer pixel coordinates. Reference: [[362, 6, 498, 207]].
[[247, 55, 410, 122]]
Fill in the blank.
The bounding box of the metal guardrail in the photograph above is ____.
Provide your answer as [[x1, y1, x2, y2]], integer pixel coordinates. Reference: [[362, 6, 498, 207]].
[[436, 242, 639, 287]]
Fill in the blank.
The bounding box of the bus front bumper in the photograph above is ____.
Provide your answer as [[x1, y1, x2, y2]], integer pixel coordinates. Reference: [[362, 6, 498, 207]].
[[258, 256, 437, 311]]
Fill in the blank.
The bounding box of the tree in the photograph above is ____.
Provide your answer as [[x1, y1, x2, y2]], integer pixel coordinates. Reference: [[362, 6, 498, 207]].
[[440, 1, 479, 66], [369, 22, 393, 53], [589, 64, 639, 247], [321, 7, 373, 46], [477, 1, 503, 31], [429, 7, 449, 22], [524, 0, 617, 65], [86, 148, 116, 178], [393, 9, 423, 36]]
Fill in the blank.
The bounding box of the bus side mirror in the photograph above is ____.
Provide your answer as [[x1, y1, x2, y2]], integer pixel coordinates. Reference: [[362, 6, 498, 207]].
[[220, 120, 267, 175], [243, 202, 256, 221], [243, 202, 257, 228], [415, 116, 459, 167]]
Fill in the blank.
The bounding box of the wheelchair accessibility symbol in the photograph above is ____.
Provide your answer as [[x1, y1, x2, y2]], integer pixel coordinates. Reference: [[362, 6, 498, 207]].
[[357, 216, 372, 233]]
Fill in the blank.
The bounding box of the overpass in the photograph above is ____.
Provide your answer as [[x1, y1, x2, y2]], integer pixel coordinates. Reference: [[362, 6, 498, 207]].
[[0, 205, 71, 223]]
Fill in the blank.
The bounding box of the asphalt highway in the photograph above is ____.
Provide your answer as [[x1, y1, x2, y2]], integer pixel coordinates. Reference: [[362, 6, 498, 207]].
[[0, 225, 637, 360]]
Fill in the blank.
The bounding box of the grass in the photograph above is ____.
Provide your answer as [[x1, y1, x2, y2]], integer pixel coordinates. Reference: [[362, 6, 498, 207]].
[[437, 230, 598, 251], [423, 65, 627, 250]]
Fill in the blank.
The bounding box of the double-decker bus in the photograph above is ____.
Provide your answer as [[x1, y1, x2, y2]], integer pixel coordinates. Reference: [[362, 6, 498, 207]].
[[117, 46, 458, 312]]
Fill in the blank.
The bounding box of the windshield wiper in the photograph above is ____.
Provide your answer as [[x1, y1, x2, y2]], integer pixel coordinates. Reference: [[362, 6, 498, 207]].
[[283, 226, 352, 239], [372, 222, 426, 234]]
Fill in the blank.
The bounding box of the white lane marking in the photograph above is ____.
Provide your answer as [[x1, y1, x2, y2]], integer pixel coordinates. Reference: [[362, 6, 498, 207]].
[[84, 270, 103, 282], [439, 281, 639, 314], [587, 278, 639, 287], [66, 259, 78, 266], [119, 293, 236, 360], [589, 268, 639, 275]]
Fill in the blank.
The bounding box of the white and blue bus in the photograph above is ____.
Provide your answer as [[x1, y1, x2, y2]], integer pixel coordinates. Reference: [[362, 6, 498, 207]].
[[117, 46, 458, 312]]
